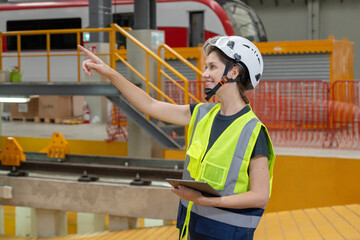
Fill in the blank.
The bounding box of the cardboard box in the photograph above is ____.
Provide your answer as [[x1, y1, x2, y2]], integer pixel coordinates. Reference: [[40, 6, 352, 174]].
[[10, 97, 39, 118], [72, 96, 85, 117], [39, 96, 84, 119]]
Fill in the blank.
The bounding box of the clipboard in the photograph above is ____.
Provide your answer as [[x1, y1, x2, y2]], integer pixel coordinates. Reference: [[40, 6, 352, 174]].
[[166, 178, 221, 197]]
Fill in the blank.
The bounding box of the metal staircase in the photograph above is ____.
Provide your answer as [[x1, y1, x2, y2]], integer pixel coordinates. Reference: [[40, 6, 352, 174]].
[[0, 82, 183, 149]]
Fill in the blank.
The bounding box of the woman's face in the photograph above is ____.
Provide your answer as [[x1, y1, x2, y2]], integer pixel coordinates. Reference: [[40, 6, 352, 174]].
[[203, 51, 226, 90], [203, 51, 239, 94]]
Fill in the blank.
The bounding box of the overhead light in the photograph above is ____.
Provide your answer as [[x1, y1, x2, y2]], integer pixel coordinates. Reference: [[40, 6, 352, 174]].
[[0, 97, 30, 103]]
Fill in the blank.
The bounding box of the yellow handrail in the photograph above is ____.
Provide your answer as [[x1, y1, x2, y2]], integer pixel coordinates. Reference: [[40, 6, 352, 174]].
[[157, 43, 203, 103], [114, 52, 176, 104], [0, 27, 114, 82], [160, 70, 198, 102], [111, 24, 192, 105], [0, 24, 193, 105]]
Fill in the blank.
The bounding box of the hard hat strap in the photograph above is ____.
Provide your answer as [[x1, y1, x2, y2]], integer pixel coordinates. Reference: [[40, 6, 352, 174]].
[[205, 60, 241, 101]]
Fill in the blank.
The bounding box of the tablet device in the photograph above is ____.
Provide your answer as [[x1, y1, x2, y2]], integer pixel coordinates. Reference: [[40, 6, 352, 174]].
[[166, 178, 221, 197]]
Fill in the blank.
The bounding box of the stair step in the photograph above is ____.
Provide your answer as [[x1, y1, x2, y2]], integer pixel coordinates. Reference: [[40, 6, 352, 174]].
[[159, 125, 185, 136], [173, 136, 185, 147]]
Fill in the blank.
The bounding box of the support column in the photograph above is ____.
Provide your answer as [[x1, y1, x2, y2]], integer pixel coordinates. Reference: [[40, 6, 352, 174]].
[[126, 30, 164, 158], [0, 70, 6, 136], [89, 0, 111, 42], [87, 0, 112, 124], [77, 212, 106, 234], [308, 0, 320, 40], [108, 216, 137, 231], [15, 207, 36, 237], [34, 209, 67, 238], [134, 0, 157, 30]]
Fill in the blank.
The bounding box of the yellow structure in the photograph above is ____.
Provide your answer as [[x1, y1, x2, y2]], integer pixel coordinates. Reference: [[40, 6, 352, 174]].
[[40, 132, 70, 159], [0, 137, 25, 166]]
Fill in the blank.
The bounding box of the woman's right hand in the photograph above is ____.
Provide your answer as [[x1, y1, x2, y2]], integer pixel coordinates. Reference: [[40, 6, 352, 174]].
[[78, 45, 112, 77]]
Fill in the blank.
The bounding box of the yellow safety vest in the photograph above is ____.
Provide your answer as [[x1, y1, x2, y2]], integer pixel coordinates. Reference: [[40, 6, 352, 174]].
[[179, 103, 275, 239]]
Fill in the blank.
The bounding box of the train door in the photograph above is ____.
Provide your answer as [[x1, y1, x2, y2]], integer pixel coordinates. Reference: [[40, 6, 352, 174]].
[[189, 11, 204, 47], [113, 13, 134, 47]]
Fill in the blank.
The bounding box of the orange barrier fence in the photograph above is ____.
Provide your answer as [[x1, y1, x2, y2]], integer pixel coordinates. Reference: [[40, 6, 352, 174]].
[[106, 105, 128, 142], [248, 80, 331, 148], [327, 80, 360, 149], [110, 79, 360, 150], [248, 80, 360, 150]]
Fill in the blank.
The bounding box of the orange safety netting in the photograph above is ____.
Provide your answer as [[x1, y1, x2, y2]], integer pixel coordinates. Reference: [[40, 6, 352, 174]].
[[107, 80, 360, 150], [106, 105, 128, 142]]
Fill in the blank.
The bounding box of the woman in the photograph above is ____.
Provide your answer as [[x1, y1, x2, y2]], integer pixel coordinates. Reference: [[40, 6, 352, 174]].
[[79, 35, 275, 240]]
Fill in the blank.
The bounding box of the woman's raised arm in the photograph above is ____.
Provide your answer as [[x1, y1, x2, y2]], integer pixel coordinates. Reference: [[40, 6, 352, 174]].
[[79, 45, 192, 126]]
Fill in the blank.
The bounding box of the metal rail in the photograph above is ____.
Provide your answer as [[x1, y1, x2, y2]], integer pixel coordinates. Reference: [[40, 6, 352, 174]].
[[0, 152, 183, 181]]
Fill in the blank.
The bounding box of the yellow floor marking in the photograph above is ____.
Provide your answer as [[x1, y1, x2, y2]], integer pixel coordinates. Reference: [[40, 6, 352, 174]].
[[318, 207, 360, 239], [291, 209, 322, 240], [304, 208, 344, 240], [278, 211, 303, 240], [265, 212, 285, 240]]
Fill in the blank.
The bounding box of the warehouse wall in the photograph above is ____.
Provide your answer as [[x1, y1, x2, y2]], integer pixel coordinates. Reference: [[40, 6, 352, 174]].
[[248, 0, 360, 79]]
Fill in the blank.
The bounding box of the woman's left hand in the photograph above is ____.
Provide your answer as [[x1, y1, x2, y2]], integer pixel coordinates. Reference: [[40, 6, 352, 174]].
[[171, 185, 204, 204]]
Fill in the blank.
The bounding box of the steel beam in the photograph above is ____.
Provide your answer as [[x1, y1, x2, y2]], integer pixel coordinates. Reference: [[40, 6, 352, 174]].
[[22, 152, 184, 170], [0, 160, 182, 181], [0, 82, 120, 96]]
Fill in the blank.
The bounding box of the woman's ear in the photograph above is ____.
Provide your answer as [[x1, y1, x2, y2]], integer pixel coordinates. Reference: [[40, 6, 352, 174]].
[[231, 64, 241, 78]]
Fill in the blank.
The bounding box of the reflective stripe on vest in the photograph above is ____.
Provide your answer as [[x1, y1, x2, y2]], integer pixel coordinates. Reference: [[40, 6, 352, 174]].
[[181, 103, 275, 230]]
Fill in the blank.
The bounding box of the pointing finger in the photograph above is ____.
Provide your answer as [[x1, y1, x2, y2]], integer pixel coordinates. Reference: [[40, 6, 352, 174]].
[[78, 45, 101, 63]]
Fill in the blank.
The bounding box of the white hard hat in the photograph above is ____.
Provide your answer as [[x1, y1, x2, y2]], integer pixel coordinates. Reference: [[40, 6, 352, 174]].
[[203, 36, 263, 90]]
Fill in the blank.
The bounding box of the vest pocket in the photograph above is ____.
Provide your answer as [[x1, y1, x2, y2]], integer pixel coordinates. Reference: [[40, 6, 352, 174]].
[[199, 161, 226, 190], [186, 143, 204, 179]]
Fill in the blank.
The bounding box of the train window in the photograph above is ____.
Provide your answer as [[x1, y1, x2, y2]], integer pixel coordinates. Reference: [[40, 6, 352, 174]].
[[6, 18, 81, 50], [216, 0, 267, 42]]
